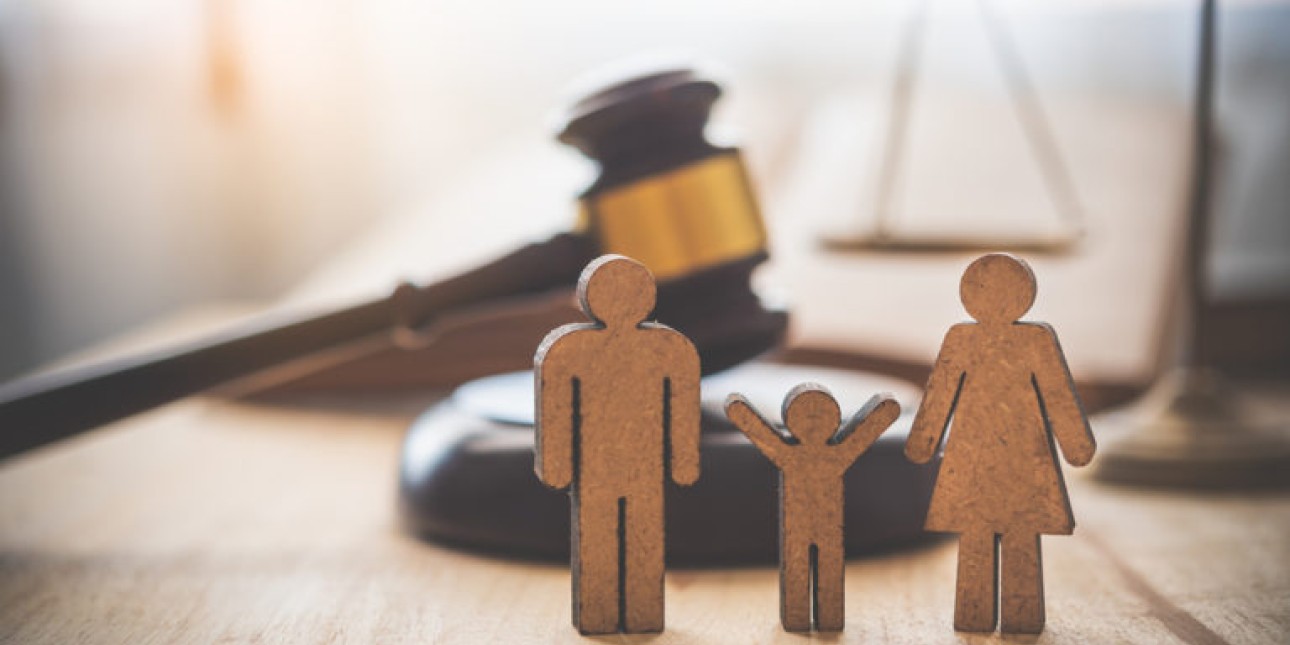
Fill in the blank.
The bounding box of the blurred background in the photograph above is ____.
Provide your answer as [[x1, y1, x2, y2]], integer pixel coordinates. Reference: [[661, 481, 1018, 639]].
[[0, 0, 1287, 384]]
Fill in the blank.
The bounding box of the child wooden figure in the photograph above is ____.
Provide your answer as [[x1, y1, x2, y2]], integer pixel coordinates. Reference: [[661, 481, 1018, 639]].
[[534, 255, 701, 635], [725, 385, 900, 632], [905, 253, 1096, 634]]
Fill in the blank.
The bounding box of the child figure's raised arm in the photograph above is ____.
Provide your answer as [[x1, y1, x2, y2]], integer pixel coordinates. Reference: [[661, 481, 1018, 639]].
[[834, 394, 901, 463], [1028, 324, 1096, 467], [534, 331, 577, 490], [724, 394, 792, 468], [906, 325, 968, 464]]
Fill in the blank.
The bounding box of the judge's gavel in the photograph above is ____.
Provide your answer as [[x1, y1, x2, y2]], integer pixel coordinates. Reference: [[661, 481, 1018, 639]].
[[0, 67, 787, 459]]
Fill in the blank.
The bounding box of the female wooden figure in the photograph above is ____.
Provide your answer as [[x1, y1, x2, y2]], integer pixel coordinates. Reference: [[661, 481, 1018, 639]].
[[905, 253, 1096, 634]]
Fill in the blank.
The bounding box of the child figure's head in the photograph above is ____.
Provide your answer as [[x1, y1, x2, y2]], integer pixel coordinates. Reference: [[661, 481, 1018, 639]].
[[781, 383, 841, 445]]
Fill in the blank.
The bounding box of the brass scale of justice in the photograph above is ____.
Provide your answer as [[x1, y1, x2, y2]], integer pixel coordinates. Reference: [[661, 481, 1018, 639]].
[[0, 69, 943, 563]]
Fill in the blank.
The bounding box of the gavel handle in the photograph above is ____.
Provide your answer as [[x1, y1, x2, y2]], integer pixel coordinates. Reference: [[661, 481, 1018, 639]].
[[0, 233, 596, 460]]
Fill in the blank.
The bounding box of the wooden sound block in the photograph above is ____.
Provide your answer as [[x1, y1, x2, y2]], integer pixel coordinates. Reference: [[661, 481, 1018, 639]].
[[398, 364, 939, 564]]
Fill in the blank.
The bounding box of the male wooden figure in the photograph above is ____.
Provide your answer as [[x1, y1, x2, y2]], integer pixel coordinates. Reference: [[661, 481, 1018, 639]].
[[725, 384, 900, 632], [905, 253, 1096, 634], [534, 255, 701, 634]]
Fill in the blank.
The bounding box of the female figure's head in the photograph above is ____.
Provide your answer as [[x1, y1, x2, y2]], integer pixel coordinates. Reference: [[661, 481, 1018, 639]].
[[960, 254, 1036, 325]]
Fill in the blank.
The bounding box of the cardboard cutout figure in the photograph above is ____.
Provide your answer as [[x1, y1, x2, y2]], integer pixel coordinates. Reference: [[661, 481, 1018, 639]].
[[534, 255, 701, 634], [726, 384, 900, 632], [906, 253, 1096, 634]]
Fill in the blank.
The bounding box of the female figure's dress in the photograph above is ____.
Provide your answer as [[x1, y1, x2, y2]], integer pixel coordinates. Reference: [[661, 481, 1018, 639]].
[[921, 322, 1080, 536]]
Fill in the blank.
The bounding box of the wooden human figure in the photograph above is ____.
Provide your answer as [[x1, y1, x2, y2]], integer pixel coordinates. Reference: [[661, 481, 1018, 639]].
[[905, 253, 1096, 634], [533, 254, 701, 634], [725, 384, 900, 632]]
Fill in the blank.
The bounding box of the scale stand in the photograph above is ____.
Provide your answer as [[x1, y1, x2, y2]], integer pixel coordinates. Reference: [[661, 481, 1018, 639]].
[[1093, 0, 1290, 489], [1095, 368, 1290, 488]]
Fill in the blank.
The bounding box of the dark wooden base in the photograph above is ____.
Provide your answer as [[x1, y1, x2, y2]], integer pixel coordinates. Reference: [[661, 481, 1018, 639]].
[[398, 369, 940, 565]]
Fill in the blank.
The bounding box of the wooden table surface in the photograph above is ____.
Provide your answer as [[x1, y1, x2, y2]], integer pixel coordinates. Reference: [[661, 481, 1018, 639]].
[[1, 388, 1287, 644]]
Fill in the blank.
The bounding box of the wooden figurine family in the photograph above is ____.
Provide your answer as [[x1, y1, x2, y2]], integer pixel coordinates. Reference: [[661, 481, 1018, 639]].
[[534, 253, 1096, 635]]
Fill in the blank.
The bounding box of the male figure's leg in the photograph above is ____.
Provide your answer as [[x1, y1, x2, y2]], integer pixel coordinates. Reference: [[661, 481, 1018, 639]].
[[623, 491, 665, 632], [573, 490, 620, 634]]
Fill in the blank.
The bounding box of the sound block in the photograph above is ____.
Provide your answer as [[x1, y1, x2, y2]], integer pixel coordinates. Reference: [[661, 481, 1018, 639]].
[[398, 364, 939, 565]]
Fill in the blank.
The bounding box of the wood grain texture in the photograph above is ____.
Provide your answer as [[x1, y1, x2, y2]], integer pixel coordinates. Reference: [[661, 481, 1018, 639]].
[[725, 385, 899, 632], [906, 253, 1097, 634], [534, 255, 701, 634]]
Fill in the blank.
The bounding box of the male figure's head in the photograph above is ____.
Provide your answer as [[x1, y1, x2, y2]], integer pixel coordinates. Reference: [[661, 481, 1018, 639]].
[[781, 383, 842, 446], [578, 255, 657, 329]]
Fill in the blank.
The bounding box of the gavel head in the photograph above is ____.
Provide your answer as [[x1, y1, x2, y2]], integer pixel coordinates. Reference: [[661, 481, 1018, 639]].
[[556, 66, 787, 373]]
